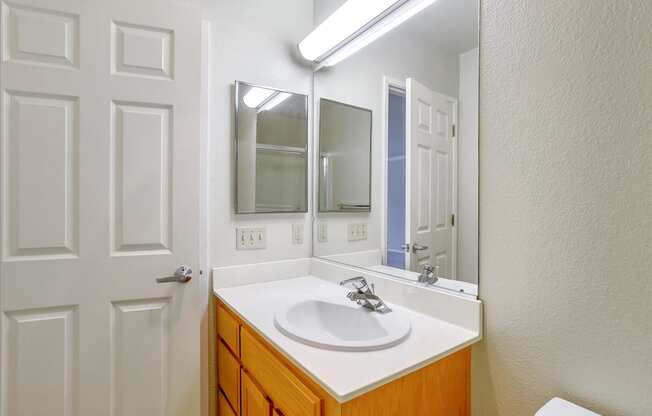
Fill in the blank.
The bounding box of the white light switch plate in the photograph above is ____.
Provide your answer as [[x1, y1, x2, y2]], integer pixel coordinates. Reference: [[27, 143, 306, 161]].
[[347, 223, 368, 241], [317, 222, 328, 242], [236, 227, 266, 250], [292, 223, 304, 244]]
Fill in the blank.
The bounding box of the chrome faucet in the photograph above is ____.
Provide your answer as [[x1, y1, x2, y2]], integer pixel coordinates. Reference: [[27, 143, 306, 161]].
[[339, 276, 392, 314], [418, 263, 439, 285]]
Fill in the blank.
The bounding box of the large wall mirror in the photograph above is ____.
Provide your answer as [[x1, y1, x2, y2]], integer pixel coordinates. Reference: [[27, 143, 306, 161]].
[[235, 81, 309, 213], [312, 0, 480, 297]]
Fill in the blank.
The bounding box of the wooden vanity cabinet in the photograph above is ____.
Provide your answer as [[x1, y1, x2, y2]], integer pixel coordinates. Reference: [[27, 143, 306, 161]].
[[215, 299, 471, 416], [241, 370, 272, 416]]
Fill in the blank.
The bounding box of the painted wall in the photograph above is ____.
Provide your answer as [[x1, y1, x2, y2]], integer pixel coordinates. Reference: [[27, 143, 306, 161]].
[[457, 48, 479, 284], [201, 0, 314, 266], [473, 1, 652, 415]]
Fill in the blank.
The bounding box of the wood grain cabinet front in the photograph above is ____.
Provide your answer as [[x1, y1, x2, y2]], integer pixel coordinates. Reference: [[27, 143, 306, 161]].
[[218, 391, 237, 416], [241, 329, 321, 416], [241, 370, 273, 416], [217, 304, 240, 357], [217, 340, 240, 412]]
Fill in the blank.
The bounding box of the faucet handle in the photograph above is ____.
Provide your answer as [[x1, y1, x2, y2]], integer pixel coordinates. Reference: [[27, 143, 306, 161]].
[[339, 276, 369, 292], [422, 263, 434, 273]]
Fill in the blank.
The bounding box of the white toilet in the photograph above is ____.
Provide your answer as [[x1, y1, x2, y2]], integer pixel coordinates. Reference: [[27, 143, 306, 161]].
[[536, 398, 600, 416]]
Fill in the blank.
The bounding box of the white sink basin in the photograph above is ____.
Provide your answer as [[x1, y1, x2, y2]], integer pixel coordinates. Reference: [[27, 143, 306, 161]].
[[274, 300, 411, 351]]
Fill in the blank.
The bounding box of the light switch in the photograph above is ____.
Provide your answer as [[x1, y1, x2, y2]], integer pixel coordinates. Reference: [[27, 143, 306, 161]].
[[318, 222, 328, 242], [236, 227, 266, 250], [292, 223, 304, 244], [347, 223, 368, 241]]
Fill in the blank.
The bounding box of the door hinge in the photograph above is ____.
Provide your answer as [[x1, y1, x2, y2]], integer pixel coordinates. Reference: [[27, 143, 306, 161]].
[[451, 214, 455, 227], [452, 124, 456, 137]]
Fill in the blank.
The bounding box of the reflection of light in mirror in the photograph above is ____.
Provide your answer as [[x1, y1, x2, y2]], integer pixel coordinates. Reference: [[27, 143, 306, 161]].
[[243, 87, 275, 108], [298, 0, 396, 61], [319, 0, 437, 68], [258, 92, 291, 113]]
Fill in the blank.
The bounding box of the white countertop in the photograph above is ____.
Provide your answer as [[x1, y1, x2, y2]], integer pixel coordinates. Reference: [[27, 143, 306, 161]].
[[214, 275, 481, 403]]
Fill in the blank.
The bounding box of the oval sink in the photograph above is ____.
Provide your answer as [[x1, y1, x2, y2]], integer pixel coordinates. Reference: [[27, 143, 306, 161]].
[[274, 300, 411, 351]]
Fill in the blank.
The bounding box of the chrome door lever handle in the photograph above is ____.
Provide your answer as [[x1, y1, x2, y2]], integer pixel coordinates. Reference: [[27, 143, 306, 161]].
[[157, 265, 192, 284], [412, 244, 429, 252]]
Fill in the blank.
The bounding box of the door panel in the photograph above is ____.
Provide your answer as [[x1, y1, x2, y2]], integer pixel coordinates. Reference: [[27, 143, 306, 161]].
[[242, 370, 272, 416], [0, 1, 202, 415], [407, 78, 455, 277]]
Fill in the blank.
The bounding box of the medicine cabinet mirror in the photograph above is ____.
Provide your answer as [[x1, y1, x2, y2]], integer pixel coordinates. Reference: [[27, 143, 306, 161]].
[[318, 98, 372, 213], [235, 81, 308, 214], [311, 0, 480, 297]]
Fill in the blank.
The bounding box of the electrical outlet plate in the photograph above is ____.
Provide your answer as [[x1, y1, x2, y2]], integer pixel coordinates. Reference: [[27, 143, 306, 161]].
[[292, 223, 304, 244], [347, 223, 368, 241], [236, 227, 266, 250], [317, 222, 328, 242]]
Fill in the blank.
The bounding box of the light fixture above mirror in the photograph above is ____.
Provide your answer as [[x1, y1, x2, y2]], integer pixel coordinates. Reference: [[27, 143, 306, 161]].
[[298, 0, 437, 69]]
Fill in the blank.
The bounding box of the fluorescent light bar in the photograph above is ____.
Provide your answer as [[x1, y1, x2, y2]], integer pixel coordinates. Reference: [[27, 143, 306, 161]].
[[320, 0, 436, 67], [298, 0, 437, 68], [243, 87, 275, 108], [258, 92, 291, 113], [298, 0, 397, 61]]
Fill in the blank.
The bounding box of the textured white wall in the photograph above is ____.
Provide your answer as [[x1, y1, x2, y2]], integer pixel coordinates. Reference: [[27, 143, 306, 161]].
[[473, 1, 652, 415]]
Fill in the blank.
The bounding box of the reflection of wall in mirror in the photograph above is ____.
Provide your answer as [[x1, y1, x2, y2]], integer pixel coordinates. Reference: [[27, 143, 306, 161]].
[[255, 108, 307, 212], [237, 105, 257, 212], [457, 48, 479, 284]]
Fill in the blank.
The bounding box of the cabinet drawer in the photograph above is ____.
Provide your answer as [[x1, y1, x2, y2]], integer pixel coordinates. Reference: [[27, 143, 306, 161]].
[[241, 329, 320, 416], [218, 340, 240, 412], [241, 370, 272, 416], [217, 304, 240, 356], [219, 390, 237, 416]]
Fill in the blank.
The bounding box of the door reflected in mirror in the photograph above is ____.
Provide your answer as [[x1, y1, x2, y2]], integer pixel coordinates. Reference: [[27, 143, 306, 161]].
[[318, 99, 372, 213], [235, 81, 308, 214], [312, 0, 479, 297]]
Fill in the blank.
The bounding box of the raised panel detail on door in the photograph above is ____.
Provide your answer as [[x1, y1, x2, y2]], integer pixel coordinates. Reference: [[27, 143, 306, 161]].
[[435, 110, 448, 136], [110, 101, 172, 255], [1, 2, 79, 69], [242, 370, 272, 416], [2, 306, 77, 416], [2, 91, 79, 260], [435, 151, 449, 229], [416, 144, 431, 233], [110, 299, 169, 416], [416, 99, 431, 133], [111, 21, 173, 80]]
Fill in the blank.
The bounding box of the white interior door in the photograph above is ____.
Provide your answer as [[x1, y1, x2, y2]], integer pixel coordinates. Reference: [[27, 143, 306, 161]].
[[0, 0, 202, 415], [406, 78, 456, 277]]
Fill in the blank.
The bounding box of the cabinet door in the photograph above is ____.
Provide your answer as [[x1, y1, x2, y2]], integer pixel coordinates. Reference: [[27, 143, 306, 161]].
[[218, 341, 240, 411], [242, 370, 272, 416]]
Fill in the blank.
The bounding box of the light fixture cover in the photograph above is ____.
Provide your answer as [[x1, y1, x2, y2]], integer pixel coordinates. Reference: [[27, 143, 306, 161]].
[[258, 92, 292, 113], [298, 0, 437, 68], [243, 87, 275, 108], [298, 0, 397, 61]]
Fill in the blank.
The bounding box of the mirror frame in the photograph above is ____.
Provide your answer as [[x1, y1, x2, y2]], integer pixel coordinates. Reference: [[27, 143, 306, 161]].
[[234, 80, 310, 214], [317, 97, 373, 213]]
